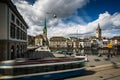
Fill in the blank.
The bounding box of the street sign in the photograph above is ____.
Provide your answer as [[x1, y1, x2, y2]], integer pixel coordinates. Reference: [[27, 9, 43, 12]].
[[107, 43, 112, 48]]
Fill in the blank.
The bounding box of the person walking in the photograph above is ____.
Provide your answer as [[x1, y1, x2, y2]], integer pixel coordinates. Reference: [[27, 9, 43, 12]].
[[107, 43, 113, 60], [107, 48, 110, 60]]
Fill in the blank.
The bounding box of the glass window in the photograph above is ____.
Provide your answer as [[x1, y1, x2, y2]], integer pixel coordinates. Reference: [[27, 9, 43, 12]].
[[13, 68, 27, 75], [17, 28, 19, 39], [22, 31, 24, 40], [21, 30, 23, 40], [20, 23, 22, 29], [55, 64, 64, 70], [10, 23, 16, 38], [19, 29, 21, 39], [11, 13, 15, 22], [64, 63, 72, 69], [0, 69, 13, 76], [23, 33, 27, 40], [72, 62, 80, 68], [16, 19, 20, 26]]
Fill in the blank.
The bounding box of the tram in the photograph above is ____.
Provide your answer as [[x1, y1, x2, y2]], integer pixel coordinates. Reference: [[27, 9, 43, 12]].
[[0, 57, 85, 80]]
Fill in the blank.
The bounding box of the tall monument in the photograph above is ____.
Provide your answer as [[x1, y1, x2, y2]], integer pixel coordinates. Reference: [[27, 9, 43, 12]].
[[96, 23, 102, 39]]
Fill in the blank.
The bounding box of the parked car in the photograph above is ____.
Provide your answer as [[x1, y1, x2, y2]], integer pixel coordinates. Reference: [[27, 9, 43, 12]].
[[56, 50, 63, 54], [66, 50, 73, 55]]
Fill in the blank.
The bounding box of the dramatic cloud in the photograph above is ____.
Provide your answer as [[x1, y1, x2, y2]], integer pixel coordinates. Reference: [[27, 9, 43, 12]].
[[12, 0, 89, 36], [48, 12, 120, 38], [12, 0, 120, 38]]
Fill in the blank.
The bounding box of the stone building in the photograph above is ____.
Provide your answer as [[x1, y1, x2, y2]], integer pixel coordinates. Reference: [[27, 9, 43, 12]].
[[49, 36, 67, 48], [28, 35, 35, 46], [27, 18, 49, 47], [0, 0, 28, 61], [80, 39, 91, 48], [35, 34, 44, 46], [111, 36, 120, 48]]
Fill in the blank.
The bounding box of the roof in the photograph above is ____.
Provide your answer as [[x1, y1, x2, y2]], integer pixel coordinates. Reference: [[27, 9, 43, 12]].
[[111, 36, 120, 41], [35, 34, 43, 38], [28, 35, 35, 39], [50, 36, 66, 41]]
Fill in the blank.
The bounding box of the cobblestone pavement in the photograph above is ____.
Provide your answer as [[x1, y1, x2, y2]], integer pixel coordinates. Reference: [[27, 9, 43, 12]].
[[64, 68, 120, 80], [86, 55, 120, 67], [54, 53, 120, 80], [53, 53, 120, 67]]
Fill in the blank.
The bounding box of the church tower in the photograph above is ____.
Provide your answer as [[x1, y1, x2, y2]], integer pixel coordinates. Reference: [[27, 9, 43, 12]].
[[96, 23, 101, 39], [43, 18, 48, 46]]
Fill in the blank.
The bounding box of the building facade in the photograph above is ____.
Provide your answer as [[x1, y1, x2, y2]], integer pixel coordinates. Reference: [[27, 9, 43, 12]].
[[102, 38, 109, 48], [35, 34, 44, 46], [111, 36, 120, 48], [49, 36, 67, 48], [28, 35, 35, 46], [80, 40, 91, 48], [0, 0, 28, 61]]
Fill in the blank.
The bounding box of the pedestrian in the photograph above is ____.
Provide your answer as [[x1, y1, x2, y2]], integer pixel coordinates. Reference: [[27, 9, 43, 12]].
[[107, 43, 113, 60], [107, 48, 110, 60], [98, 53, 102, 57], [107, 53, 110, 60], [85, 53, 88, 62]]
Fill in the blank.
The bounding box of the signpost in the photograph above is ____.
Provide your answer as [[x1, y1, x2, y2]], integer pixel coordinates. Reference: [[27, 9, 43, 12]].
[[107, 43, 113, 48], [107, 43, 113, 60]]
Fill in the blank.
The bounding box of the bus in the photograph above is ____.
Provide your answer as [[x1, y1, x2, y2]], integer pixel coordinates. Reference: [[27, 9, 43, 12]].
[[0, 57, 85, 80]]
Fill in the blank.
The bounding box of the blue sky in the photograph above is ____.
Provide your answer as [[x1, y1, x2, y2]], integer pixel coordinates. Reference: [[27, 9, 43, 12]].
[[79, 0, 120, 21], [12, 0, 120, 38], [63, 0, 120, 23]]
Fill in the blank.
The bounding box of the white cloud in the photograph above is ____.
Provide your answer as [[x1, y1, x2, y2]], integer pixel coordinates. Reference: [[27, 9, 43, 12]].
[[12, 0, 120, 38], [48, 12, 120, 38], [12, 0, 89, 36]]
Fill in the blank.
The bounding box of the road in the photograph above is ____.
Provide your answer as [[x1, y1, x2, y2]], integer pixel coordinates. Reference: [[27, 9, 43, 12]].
[[54, 53, 120, 67], [54, 53, 120, 80], [86, 55, 120, 67], [64, 68, 120, 80]]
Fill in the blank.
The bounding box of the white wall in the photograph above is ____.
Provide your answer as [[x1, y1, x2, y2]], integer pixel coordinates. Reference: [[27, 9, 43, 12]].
[[0, 3, 8, 40]]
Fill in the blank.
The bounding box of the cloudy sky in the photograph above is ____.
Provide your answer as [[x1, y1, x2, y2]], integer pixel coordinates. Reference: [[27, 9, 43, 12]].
[[12, 0, 120, 38]]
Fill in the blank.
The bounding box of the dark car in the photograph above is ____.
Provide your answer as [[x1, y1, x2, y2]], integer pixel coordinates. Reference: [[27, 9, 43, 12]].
[[66, 50, 73, 55]]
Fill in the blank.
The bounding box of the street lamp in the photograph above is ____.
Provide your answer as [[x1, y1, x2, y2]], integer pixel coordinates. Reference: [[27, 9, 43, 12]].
[[45, 11, 57, 18], [53, 14, 57, 18]]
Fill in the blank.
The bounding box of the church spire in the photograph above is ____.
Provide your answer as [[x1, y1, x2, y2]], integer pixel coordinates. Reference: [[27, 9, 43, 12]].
[[43, 17, 48, 46], [44, 17, 47, 30], [96, 23, 101, 39], [97, 23, 101, 30]]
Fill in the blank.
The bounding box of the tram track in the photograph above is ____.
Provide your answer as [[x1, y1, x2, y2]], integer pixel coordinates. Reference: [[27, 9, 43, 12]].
[[103, 74, 120, 80], [86, 62, 120, 72]]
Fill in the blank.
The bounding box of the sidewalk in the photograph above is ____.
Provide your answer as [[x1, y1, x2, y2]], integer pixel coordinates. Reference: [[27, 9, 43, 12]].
[[86, 55, 120, 72], [86, 55, 120, 67], [65, 67, 120, 80], [62, 54, 120, 80], [53, 53, 120, 71]]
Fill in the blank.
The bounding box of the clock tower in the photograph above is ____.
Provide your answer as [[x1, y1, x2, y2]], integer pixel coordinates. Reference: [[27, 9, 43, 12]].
[[96, 23, 101, 39]]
